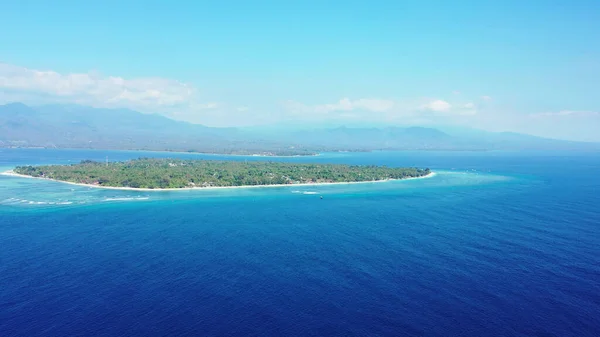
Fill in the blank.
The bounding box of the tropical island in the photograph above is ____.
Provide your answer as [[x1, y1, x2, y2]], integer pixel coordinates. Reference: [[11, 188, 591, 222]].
[[11, 158, 432, 190]]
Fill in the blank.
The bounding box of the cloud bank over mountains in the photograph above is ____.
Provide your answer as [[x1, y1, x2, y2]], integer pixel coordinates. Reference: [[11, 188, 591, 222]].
[[0, 63, 198, 109], [0, 62, 598, 141], [0, 62, 481, 125]]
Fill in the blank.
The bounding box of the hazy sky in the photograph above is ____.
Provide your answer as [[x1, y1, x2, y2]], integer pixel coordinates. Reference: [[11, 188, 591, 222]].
[[1, 0, 599, 141]]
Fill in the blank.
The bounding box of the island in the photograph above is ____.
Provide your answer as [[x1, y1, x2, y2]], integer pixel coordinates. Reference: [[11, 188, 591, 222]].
[[11, 158, 432, 190]]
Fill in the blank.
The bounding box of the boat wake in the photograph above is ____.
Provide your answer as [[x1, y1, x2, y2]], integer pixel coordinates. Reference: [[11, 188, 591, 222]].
[[103, 197, 150, 202], [291, 190, 318, 195]]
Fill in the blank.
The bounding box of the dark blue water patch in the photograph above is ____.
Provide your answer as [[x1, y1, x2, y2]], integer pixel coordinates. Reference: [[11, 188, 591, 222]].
[[1, 149, 599, 336]]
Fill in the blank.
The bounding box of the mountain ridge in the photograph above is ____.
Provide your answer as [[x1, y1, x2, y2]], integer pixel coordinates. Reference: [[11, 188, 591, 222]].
[[1, 103, 598, 154]]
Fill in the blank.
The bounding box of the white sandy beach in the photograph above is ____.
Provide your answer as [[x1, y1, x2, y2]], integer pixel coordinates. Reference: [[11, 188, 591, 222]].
[[1, 170, 436, 192]]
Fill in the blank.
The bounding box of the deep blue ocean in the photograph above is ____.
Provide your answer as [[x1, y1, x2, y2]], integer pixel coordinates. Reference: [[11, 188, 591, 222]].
[[0, 149, 599, 336]]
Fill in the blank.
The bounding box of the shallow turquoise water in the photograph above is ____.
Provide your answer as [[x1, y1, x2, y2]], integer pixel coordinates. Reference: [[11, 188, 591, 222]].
[[0, 169, 511, 208]]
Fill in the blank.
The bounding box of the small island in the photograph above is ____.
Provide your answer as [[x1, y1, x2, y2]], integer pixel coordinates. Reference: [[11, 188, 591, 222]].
[[12, 158, 432, 190]]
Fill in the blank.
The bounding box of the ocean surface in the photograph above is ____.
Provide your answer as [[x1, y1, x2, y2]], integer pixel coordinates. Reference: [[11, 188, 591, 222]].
[[0, 149, 599, 336]]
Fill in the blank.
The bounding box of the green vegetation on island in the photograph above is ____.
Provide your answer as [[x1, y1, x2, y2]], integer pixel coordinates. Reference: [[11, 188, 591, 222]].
[[14, 158, 431, 189]]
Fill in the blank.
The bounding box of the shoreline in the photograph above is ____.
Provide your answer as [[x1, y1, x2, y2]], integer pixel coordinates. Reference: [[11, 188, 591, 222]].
[[1, 170, 436, 192]]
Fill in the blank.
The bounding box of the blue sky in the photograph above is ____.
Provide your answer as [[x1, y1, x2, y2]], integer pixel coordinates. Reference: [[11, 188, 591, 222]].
[[1, 0, 599, 141]]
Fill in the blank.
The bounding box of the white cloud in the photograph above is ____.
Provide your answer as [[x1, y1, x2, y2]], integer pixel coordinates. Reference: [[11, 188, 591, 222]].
[[285, 97, 479, 123], [481, 95, 492, 101], [421, 99, 452, 112], [0, 62, 197, 110], [190, 102, 218, 110], [0, 62, 488, 127], [284, 98, 397, 119], [530, 110, 599, 117], [313, 98, 396, 113]]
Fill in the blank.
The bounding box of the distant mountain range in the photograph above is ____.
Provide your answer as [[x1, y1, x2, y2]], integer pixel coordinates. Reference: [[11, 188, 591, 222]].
[[0, 103, 305, 155], [1, 103, 598, 155]]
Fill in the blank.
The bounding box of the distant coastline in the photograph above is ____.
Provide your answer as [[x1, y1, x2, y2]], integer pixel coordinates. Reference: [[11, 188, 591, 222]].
[[0, 146, 320, 157], [1, 170, 435, 192]]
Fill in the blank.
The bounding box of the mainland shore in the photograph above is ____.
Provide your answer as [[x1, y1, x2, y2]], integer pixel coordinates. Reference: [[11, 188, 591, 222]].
[[1, 170, 436, 192]]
